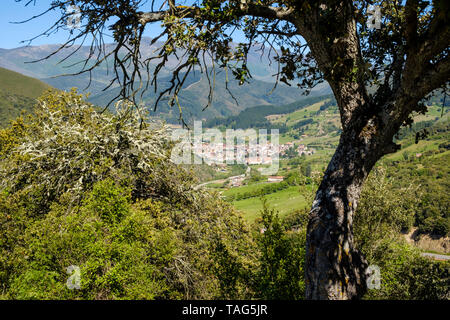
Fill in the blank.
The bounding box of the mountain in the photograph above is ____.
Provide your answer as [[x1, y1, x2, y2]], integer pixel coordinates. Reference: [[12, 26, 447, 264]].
[[0, 40, 331, 123], [0, 67, 51, 127], [0, 44, 119, 93], [89, 71, 330, 123], [0, 39, 281, 86]]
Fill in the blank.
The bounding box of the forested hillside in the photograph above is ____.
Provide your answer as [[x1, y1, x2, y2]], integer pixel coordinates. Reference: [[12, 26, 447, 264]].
[[205, 95, 335, 130]]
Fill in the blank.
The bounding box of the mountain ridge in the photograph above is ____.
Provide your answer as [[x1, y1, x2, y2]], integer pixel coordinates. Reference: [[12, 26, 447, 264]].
[[0, 40, 331, 124]]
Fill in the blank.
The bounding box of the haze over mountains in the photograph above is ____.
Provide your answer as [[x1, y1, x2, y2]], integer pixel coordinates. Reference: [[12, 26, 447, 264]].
[[0, 38, 331, 123]]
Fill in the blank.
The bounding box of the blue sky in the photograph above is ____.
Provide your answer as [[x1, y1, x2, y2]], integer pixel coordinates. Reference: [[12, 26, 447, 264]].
[[0, 0, 247, 49], [0, 0, 169, 49], [0, 1, 68, 48]]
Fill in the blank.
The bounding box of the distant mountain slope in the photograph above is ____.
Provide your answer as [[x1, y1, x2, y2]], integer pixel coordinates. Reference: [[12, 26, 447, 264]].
[[0, 67, 50, 127], [0, 40, 281, 87], [0, 41, 331, 123], [205, 94, 335, 129], [89, 71, 330, 123]]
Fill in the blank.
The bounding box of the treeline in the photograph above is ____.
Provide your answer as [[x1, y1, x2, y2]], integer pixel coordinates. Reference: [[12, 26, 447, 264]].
[[205, 94, 333, 130], [319, 99, 337, 111], [292, 118, 315, 130], [395, 119, 440, 141], [423, 90, 450, 107]]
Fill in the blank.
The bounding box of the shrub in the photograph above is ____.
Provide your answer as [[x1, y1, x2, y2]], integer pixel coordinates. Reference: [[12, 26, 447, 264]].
[[355, 168, 449, 300], [252, 200, 306, 299], [0, 90, 254, 299]]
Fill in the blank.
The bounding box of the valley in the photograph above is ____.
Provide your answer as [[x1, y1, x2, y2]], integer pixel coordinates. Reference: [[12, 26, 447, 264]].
[[195, 95, 450, 257], [0, 41, 330, 124], [0, 64, 448, 298]]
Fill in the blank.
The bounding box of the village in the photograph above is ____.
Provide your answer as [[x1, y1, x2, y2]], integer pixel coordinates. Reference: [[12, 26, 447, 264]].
[[192, 141, 315, 166], [192, 141, 316, 188]]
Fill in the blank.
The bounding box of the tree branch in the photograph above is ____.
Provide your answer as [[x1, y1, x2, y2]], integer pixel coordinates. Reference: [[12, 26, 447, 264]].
[[412, 55, 450, 102], [404, 0, 419, 52], [138, 4, 294, 26]]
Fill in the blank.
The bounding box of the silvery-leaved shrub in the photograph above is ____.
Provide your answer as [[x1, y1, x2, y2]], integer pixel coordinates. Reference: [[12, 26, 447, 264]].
[[0, 89, 255, 299]]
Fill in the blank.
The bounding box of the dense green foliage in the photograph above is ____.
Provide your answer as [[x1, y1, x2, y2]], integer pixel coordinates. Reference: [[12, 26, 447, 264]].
[[0, 90, 255, 299], [383, 121, 450, 236], [355, 169, 449, 299], [275, 168, 450, 300], [252, 201, 306, 299]]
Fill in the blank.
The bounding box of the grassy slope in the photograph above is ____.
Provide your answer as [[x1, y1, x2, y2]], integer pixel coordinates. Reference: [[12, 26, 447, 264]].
[[0, 67, 50, 127], [0, 67, 50, 99], [228, 186, 310, 221], [271, 100, 329, 126]]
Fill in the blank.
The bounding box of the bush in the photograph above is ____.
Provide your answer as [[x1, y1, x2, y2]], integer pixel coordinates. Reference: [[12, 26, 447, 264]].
[[361, 239, 449, 300], [0, 90, 255, 299], [355, 168, 418, 253], [252, 200, 306, 299]]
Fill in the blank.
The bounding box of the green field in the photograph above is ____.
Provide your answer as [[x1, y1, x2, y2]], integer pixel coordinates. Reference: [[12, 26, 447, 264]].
[[230, 185, 311, 221], [273, 101, 325, 125], [222, 182, 270, 198]]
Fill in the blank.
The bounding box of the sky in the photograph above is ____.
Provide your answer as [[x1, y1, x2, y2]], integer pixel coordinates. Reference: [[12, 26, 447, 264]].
[[0, 1, 70, 48], [0, 0, 171, 49], [0, 0, 247, 49]]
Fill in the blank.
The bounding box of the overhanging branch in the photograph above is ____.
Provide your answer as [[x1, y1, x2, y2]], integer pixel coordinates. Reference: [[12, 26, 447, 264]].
[[138, 4, 294, 26]]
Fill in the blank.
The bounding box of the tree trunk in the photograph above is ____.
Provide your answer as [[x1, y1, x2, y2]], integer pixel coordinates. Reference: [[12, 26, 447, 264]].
[[305, 127, 385, 299]]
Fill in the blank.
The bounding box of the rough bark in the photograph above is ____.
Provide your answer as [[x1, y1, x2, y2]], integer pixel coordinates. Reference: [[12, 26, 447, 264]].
[[293, 4, 390, 299], [305, 128, 383, 299]]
